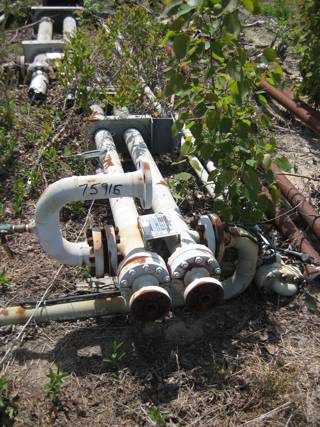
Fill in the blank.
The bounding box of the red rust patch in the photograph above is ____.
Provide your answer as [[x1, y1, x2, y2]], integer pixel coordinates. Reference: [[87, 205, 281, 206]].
[[0, 308, 9, 317], [83, 115, 100, 122], [103, 157, 114, 169], [122, 255, 149, 269], [143, 162, 151, 171], [15, 306, 27, 319]]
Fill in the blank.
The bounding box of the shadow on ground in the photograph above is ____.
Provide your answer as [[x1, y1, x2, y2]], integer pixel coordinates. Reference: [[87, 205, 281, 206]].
[[13, 288, 286, 406]]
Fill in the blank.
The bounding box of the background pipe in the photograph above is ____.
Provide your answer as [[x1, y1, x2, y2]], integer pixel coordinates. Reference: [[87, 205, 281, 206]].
[[0, 296, 128, 326], [271, 163, 320, 240], [260, 79, 320, 134], [63, 15, 77, 40], [28, 17, 54, 100], [261, 187, 320, 282]]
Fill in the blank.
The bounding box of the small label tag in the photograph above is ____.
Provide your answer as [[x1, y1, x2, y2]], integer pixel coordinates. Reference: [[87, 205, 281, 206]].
[[139, 213, 178, 241]]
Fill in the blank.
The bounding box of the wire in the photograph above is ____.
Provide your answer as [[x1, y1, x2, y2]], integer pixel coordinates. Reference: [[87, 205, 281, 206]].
[[258, 200, 303, 224], [0, 201, 95, 372]]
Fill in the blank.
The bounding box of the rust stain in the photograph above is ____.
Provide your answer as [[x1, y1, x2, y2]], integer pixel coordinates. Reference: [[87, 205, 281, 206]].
[[143, 161, 151, 171], [16, 306, 27, 319], [0, 308, 9, 317], [103, 157, 113, 169], [93, 231, 102, 251], [83, 115, 100, 122], [122, 255, 149, 269]]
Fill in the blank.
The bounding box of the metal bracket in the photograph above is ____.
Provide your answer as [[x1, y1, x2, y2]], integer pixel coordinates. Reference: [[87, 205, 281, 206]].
[[22, 40, 65, 63], [86, 115, 179, 154]]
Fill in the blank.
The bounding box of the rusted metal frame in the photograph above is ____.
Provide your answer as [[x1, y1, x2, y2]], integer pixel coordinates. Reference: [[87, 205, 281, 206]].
[[271, 163, 320, 240]]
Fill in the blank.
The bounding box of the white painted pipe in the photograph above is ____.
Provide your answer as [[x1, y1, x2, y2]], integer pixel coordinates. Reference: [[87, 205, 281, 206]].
[[222, 229, 259, 299], [255, 254, 301, 296], [94, 129, 145, 256], [94, 123, 171, 319], [124, 128, 199, 247], [180, 126, 216, 197], [63, 16, 77, 40], [29, 17, 53, 99], [37, 17, 53, 42], [0, 296, 128, 326], [35, 170, 150, 266]]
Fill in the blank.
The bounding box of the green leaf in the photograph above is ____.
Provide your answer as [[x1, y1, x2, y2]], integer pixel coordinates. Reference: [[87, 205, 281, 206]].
[[220, 117, 232, 133], [181, 140, 194, 156], [242, 0, 254, 12], [175, 172, 193, 181], [224, 11, 241, 37], [258, 94, 268, 106], [172, 34, 190, 59], [274, 156, 291, 172], [206, 110, 220, 131], [263, 48, 278, 62]]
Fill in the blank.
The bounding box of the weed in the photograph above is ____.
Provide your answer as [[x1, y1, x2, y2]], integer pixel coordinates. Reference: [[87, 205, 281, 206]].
[[12, 180, 25, 214], [103, 340, 126, 368], [0, 376, 17, 427], [260, 0, 297, 21], [167, 172, 192, 205], [0, 202, 4, 220], [147, 407, 166, 427], [0, 272, 9, 286], [46, 367, 70, 402]]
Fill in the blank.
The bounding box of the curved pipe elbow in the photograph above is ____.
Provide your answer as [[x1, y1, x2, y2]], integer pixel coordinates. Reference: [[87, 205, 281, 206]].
[[222, 230, 259, 300], [35, 170, 151, 266]]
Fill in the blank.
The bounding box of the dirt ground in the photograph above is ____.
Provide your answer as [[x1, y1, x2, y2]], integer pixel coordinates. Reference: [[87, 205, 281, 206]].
[[1, 7, 320, 427]]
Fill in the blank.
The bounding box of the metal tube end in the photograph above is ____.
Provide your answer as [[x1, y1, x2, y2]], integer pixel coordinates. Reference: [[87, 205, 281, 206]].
[[184, 277, 224, 311], [129, 286, 171, 321]]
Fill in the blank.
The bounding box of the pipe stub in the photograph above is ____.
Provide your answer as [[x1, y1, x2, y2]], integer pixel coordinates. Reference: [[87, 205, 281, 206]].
[[184, 277, 224, 311], [129, 286, 171, 321]]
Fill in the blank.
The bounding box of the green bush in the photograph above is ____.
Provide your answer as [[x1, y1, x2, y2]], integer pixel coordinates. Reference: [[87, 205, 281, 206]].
[[164, 0, 283, 223], [298, 0, 320, 108]]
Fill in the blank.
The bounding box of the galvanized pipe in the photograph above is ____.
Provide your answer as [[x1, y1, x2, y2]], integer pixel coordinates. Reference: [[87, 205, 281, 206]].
[[35, 170, 150, 266], [63, 15, 77, 40], [271, 163, 320, 240], [0, 296, 128, 326]]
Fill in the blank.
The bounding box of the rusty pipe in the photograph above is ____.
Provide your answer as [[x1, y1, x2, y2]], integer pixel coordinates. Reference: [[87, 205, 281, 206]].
[[271, 163, 320, 240], [0, 296, 129, 326], [266, 194, 320, 282], [260, 80, 320, 134]]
